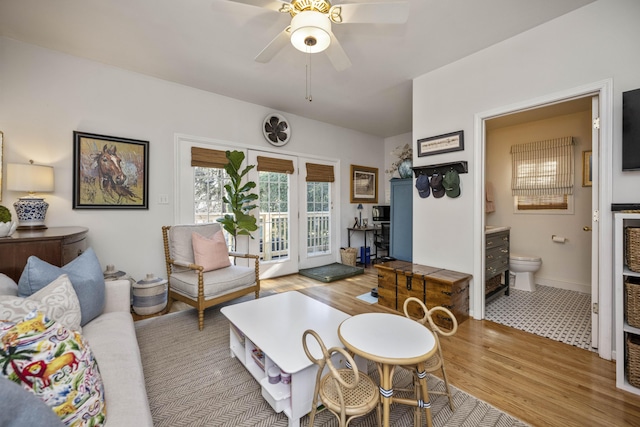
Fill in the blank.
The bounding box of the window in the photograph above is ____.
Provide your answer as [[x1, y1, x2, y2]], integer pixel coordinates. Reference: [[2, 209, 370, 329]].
[[191, 147, 231, 223], [307, 181, 330, 255], [511, 136, 574, 212], [193, 166, 230, 223]]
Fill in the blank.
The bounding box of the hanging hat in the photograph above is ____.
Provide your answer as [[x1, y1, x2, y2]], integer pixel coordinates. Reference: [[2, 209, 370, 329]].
[[415, 174, 430, 198], [443, 169, 461, 198], [430, 173, 445, 198]]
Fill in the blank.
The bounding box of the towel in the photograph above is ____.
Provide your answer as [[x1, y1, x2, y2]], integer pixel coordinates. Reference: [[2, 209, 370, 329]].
[[485, 182, 495, 213]]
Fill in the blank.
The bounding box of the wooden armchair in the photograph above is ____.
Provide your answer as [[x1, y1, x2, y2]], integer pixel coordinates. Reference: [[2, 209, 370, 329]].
[[162, 223, 260, 330]]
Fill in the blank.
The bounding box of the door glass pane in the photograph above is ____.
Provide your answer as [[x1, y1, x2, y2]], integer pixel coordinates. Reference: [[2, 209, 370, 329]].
[[259, 171, 290, 261], [193, 166, 229, 223], [307, 181, 330, 255]]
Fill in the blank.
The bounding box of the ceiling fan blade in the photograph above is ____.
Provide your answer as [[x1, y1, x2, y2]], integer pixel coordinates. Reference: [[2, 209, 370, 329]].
[[228, 0, 291, 14], [255, 26, 291, 63], [325, 32, 351, 71], [329, 2, 409, 24]]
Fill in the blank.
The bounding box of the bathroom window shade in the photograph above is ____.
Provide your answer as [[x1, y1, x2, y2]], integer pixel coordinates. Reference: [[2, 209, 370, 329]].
[[191, 147, 228, 168], [511, 136, 575, 196]]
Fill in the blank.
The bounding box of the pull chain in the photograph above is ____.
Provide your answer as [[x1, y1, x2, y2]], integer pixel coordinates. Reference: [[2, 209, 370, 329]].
[[305, 49, 312, 102]]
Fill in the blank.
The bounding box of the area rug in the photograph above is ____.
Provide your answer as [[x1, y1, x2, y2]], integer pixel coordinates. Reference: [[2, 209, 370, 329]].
[[298, 262, 364, 283], [135, 302, 529, 427], [485, 284, 593, 351]]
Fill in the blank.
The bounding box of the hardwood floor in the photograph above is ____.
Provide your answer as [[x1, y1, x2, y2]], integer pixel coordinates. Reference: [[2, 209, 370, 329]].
[[261, 267, 640, 427]]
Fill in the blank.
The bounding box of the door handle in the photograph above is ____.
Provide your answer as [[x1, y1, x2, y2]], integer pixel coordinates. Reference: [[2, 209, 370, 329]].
[[583, 226, 592, 232]]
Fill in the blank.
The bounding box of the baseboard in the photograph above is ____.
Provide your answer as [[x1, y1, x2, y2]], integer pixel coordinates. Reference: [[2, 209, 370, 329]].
[[529, 277, 590, 294]]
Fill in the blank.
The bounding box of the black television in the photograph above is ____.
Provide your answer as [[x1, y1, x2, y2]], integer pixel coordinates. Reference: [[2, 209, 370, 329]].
[[623, 88, 640, 171], [372, 205, 390, 222]]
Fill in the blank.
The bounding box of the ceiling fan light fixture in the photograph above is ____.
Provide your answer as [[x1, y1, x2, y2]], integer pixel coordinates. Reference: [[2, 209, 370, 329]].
[[290, 11, 331, 53]]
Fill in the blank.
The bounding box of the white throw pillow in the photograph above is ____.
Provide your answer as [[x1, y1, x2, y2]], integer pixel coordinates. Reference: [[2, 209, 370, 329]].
[[0, 274, 83, 332]]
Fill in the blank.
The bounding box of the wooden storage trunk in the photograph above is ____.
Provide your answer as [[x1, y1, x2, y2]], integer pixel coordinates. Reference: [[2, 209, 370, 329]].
[[375, 260, 470, 329]]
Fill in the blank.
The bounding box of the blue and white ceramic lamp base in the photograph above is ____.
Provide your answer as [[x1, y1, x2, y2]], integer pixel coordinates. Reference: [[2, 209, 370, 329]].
[[14, 197, 49, 230]]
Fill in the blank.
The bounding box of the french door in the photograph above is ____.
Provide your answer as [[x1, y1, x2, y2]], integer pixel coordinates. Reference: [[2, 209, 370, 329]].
[[248, 150, 299, 279], [298, 157, 337, 270]]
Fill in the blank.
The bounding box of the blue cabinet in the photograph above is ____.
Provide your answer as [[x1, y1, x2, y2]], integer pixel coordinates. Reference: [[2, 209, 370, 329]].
[[390, 178, 412, 262]]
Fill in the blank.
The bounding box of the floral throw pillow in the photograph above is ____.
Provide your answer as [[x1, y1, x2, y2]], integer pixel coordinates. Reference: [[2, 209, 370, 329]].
[[0, 311, 106, 426]]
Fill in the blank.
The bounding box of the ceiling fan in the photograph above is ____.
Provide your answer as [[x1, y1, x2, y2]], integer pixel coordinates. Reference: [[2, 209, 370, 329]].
[[228, 0, 409, 71]]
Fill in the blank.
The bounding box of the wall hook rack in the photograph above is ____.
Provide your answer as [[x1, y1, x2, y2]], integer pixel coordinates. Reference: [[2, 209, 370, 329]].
[[412, 161, 468, 177]]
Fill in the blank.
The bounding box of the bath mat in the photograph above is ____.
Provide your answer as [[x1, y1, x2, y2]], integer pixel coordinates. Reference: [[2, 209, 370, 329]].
[[298, 262, 364, 283]]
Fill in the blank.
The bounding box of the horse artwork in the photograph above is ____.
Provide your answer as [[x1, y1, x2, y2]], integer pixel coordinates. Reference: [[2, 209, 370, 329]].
[[73, 131, 149, 209]]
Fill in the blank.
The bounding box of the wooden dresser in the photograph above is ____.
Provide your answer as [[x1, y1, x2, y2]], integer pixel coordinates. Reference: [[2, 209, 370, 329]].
[[0, 226, 89, 282], [375, 260, 471, 328], [485, 228, 510, 300]]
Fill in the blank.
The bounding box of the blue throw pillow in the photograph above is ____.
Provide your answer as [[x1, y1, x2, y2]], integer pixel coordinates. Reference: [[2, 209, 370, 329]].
[[18, 248, 105, 326], [0, 377, 65, 426]]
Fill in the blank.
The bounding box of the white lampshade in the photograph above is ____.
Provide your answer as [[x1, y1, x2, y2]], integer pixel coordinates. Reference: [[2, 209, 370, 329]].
[[7, 162, 54, 193], [290, 11, 331, 53]]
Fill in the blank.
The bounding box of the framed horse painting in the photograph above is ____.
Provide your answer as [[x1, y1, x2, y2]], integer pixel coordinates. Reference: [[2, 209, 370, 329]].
[[73, 131, 149, 209]]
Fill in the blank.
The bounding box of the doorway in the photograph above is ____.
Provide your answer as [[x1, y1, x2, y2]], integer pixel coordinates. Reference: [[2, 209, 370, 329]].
[[473, 79, 614, 360]]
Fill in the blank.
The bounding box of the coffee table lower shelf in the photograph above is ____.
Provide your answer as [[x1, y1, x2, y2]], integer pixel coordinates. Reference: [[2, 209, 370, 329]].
[[221, 291, 364, 427]]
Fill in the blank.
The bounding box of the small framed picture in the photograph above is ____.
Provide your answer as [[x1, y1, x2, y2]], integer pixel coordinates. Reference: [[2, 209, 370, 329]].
[[73, 131, 149, 209], [417, 130, 464, 157], [582, 150, 592, 187], [350, 164, 378, 203]]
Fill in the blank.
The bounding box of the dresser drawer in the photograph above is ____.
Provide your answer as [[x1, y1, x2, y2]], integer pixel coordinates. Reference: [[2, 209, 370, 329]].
[[486, 231, 509, 249], [62, 236, 88, 264]]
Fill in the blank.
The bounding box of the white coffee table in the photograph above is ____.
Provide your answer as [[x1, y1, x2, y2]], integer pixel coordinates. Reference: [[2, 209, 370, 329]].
[[220, 291, 364, 427]]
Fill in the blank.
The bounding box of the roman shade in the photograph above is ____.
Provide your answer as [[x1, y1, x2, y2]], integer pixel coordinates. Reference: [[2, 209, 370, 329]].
[[257, 156, 294, 174], [191, 147, 228, 168], [511, 136, 575, 196], [305, 162, 334, 182]]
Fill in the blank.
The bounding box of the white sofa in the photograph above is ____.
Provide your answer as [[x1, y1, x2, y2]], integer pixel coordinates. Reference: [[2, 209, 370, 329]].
[[0, 277, 153, 427]]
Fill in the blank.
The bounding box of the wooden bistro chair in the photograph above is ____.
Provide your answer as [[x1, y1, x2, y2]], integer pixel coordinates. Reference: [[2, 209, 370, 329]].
[[302, 329, 381, 427], [401, 297, 458, 423], [162, 223, 260, 330]]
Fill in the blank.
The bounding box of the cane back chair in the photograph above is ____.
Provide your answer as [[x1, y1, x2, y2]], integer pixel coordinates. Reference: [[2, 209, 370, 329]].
[[302, 329, 381, 427], [162, 223, 260, 330]]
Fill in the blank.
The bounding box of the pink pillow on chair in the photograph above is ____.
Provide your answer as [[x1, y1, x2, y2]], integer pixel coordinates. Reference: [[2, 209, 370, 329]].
[[192, 231, 232, 272]]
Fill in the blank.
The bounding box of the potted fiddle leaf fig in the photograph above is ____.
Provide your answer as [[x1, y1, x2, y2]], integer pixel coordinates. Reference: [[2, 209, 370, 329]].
[[217, 150, 259, 250]]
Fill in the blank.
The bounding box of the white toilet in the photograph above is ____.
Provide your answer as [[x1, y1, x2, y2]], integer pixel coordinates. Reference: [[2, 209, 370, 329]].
[[509, 254, 542, 292]]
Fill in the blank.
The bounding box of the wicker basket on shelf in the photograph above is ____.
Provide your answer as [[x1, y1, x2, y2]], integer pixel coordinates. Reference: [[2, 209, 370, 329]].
[[627, 334, 640, 388], [627, 277, 640, 329], [625, 227, 640, 272], [485, 274, 502, 294]]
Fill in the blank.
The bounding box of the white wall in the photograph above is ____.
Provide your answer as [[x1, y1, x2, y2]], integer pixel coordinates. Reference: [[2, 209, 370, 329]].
[[412, 0, 640, 314], [382, 132, 413, 204], [0, 37, 385, 280], [486, 110, 593, 293]]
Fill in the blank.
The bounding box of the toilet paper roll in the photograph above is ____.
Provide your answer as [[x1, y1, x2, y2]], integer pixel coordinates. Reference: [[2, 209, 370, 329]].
[[552, 235, 566, 243]]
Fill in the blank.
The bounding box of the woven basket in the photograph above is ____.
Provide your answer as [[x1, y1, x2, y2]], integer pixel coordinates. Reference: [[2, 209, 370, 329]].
[[340, 247, 357, 266], [625, 227, 640, 272], [627, 334, 640, 388], [485, 274, 502, 294], [626, 277, 640, 328]]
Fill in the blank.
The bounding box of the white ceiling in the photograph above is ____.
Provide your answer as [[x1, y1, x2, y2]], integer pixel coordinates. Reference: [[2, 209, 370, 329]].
[[0, 0, 595, 138]]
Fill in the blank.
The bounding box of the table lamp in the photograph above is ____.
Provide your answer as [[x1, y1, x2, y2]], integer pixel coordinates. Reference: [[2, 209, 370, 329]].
[[357, 203, 363, 228], [7, 160, 55, 230]]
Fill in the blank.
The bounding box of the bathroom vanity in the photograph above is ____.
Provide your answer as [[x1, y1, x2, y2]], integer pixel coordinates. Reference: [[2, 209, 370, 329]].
[[485, 226, 510, 300]]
